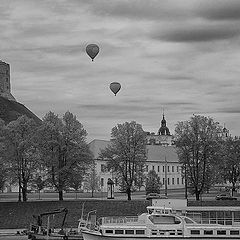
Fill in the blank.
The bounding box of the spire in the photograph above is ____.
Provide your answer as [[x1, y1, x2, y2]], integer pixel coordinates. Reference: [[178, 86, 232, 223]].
[[158, 112, 170, 135]]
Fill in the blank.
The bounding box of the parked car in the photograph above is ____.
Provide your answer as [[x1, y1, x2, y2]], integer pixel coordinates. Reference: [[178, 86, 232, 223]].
[[215, 193, 237, 200], [146, 193, 168, 200]]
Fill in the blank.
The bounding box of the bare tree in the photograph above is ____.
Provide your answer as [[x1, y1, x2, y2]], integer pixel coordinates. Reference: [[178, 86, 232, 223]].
[[100, 121, 146, 200]]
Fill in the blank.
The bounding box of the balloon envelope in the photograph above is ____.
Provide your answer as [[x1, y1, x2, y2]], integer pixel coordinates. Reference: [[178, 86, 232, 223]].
[[110, 82, 121, 96], [86, 44, 99, 61]]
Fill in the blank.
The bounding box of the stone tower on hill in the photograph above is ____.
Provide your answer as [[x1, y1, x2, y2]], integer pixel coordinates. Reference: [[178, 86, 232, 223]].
[[0, 61, 16, 101], [0, 60, 41, 124]]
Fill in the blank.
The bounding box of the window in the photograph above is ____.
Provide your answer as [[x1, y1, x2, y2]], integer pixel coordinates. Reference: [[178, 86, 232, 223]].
[[125, 230, 134, 234], [151, 230, 157, 235], [172, 166, 174, 172], [158, 166, 160, 172], [101, 178, 104, 187], [146, 165, 148, 172], [115, 230, 124, 234], [191, 230, 200, 235], [177, 166, 179, 172], [136, 230, 145, 235], [163, 166, 165, 172], [177, 178, 179, 185], [152, 165, 155, 171], [167, 178, 170, 185], [172, 178, 174, 185], [163, 178, 165, 185], [167, 166, 170, 172], [204, 230, 213, 235], [217, 230, 226, 235], [106, 230, 113, 233], [230, 230, 239, 235]]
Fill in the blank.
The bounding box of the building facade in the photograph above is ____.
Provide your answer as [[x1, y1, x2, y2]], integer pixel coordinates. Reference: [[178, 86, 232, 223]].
[[88, 115, 184, 192]]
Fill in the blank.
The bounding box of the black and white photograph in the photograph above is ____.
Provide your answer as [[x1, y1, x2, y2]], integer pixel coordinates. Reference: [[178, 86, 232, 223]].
[[0, 0, 240, 239]]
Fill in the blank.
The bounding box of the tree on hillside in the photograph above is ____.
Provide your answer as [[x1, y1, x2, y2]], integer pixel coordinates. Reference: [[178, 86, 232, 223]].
[[35, 111, 93, 201], [175, 115, 222, 200], [100, 121, 146, 200], [218, 136, 240, 195], [83, 164, 100, 197], [145, 170, 162, 195], [0, 115, 39, 201]]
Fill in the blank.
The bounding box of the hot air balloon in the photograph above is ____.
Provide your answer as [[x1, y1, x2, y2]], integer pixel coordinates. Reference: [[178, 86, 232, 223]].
[[110, 82, 121, 96], [86, 44, 99, 61]]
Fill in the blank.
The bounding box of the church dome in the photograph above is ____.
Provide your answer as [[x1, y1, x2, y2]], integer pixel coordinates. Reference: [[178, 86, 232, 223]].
[[158, 114, 170, 135]]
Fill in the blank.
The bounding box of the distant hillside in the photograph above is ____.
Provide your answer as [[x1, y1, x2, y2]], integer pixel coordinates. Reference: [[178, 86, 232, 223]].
[[0, 96, 42, 124]]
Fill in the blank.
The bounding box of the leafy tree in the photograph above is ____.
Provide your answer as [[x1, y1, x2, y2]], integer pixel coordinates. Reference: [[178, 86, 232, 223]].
[[100, 121, 146, 200], [35, 111, 92, 201], [67, 167, 85, 199], [175, 115, 222, 200], [31, 176, 45, 199], [218, 137, 240, 195], [133, 165, 146, 191], [0, 116, 39, 201], [145, 170, 162, 194], [83, 164, 100, 197]]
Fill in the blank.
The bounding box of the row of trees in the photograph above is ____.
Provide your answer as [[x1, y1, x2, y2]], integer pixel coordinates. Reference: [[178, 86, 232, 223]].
[[1, 113, 240, 201], [0, 111, 93, 201]]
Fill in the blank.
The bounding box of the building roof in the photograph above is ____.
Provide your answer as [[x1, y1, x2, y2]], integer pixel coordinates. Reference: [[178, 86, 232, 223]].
[[88, 139, 179, 163], [146, 145, 179, 163], [88, 139, 111, 159]]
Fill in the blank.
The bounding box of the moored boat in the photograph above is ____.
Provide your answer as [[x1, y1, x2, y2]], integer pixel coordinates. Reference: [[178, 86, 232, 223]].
[[81, 206, 240, 240]]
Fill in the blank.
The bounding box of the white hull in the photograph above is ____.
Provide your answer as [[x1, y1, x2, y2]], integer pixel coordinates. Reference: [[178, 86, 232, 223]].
[[82, 230, 240, 240]]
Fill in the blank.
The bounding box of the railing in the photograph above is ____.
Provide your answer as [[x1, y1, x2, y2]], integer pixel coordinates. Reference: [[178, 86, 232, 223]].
[[101, 216, 139, 225]]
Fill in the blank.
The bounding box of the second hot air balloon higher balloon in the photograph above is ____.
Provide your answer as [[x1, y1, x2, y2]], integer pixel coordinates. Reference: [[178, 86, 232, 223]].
[[86, 44, 99, 61], [110, 82, 121, 96]]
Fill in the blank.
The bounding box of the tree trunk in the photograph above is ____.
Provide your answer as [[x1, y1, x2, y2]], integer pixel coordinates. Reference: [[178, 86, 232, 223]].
[[59, 189, 63, 201], [91, 190, 94, 198], [18, 183, 21, 202], [126, 187, 131, 201], [195, 190, 200, 201], [22, 187, 27, 202]]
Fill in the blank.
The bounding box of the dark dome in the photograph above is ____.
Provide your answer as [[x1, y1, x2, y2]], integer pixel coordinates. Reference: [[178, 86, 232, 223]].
[[158, 114, 170, 136]]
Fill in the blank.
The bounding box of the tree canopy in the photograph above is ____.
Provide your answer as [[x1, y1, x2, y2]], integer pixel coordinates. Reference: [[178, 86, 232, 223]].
[[175, 115, 222, 200], [100, 121, 146, 200]]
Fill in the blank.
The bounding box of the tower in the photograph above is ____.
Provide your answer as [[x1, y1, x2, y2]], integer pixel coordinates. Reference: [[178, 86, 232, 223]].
[[0, 60, 16, 101], [158, 114, 170, 136]]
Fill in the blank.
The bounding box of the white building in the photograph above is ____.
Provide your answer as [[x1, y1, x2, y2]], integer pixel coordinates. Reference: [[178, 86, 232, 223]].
[[88, 114, 184, 192]]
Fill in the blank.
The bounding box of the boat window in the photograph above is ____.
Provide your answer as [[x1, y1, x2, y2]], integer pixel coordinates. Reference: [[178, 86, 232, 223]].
[[159, 231, 165, 235], [115, 230, 124, 234], [169, 231, 175, 235], [177, 230, 183, 235], [230, 230, 239, 235], [151, 231, 157, 235], [217, 230, 226, 235], [136, 230, 145, 235], [125, 230, 134, 234], [149, 215, 180, 224], [204, 230, 213, 235], [183, 217, 196, 224], [191, 230, 200, 235], [105, 230, 113, 234]]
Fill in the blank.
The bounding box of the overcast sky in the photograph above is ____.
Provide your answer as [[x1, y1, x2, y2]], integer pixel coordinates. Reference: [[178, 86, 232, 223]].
[[1, 0, 240, 141]]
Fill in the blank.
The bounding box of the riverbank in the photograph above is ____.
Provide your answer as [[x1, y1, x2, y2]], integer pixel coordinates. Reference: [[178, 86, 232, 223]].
[[1, 198, 240, 229]]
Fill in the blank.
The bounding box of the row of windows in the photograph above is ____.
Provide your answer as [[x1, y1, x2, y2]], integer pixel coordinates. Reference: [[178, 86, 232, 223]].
[[105, 229, 145, 235], [105, 229, 183, 236], [100, 177, 184, 187], [146, 165, 181, 173], [190, 229, 240, 235], [100, 164, 182, 174]]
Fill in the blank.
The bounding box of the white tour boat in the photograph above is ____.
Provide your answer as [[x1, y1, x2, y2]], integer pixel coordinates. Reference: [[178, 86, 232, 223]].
[[81, 206, 240, 240]]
